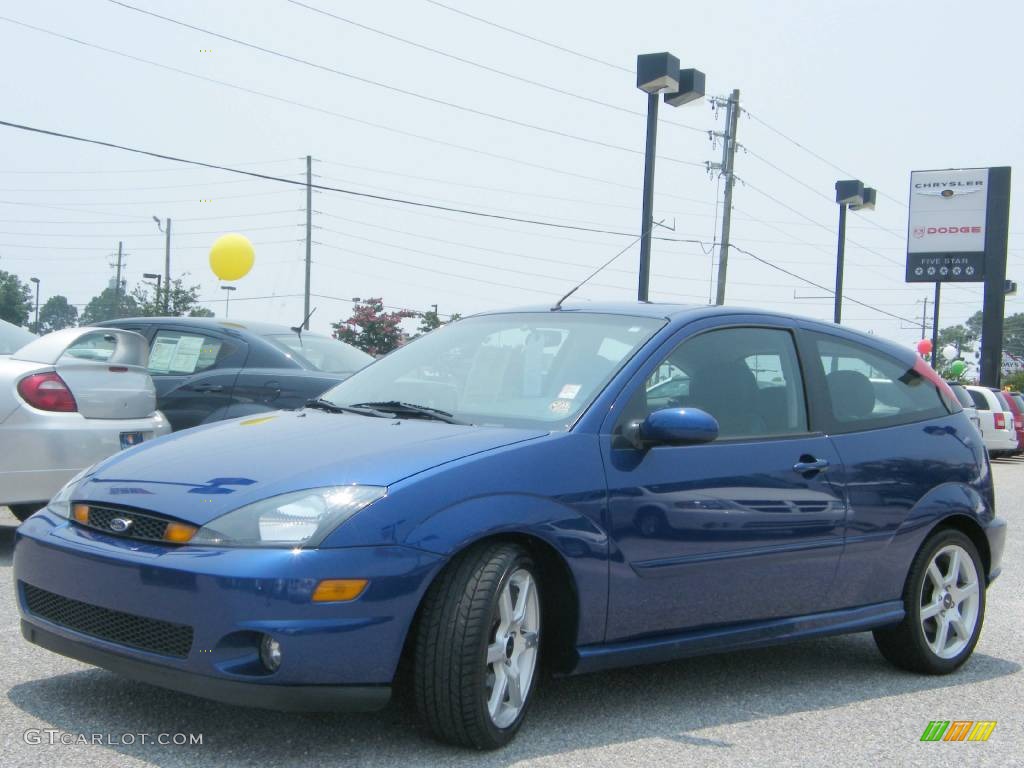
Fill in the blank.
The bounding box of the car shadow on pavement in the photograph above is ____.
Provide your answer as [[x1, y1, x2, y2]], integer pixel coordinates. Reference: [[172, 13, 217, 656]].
[[6, 633, 1020, 767], [0, 522, 17, 567]]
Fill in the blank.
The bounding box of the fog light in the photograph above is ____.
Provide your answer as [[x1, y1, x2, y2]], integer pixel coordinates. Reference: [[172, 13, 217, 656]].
[[260, 635, 282, 672]]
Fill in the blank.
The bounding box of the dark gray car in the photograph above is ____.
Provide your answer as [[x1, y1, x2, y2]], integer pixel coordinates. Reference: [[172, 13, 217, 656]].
[[98, 317, 373, 431]]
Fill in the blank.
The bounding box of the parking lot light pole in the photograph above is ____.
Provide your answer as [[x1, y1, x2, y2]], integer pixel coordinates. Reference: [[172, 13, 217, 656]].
[[152, 216, 171, 313], [29, 277, 40, 332], [833, 181, 876, 324], [142, 273, 162, 309], [635, 54, 705, 301], [221, 285, 236, 318]]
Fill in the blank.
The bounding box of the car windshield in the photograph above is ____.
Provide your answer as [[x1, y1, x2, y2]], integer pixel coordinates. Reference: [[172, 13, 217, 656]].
[[265, 332, 373, 373], [318, 312, 665, 429]]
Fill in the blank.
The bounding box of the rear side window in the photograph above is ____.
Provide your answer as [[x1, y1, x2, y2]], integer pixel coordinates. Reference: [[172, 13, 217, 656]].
[[148, 330, 233, 374], [947, 384, 974, 409], [810, 333, 952, 432], [992, 390, 1012, 411], [968, 389, 990, 410]]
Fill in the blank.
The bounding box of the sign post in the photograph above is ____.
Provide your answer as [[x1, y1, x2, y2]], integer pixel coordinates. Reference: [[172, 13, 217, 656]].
[[905, 167, 1011, 383]]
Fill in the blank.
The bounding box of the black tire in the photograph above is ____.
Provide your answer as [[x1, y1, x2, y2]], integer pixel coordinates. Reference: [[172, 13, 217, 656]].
[[8, 503, 44, 522], [873, 528, 986, 674], [414, 542, 540, 749]]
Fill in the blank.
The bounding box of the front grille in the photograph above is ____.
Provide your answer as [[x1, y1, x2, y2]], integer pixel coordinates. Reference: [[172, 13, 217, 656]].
[[77, 505, 170, 542], [22, 583, 193, 658]]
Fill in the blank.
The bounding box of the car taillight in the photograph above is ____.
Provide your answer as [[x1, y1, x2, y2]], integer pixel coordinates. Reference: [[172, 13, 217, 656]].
[[17, 372, 77, 412], [994, 412, 1006, 431]]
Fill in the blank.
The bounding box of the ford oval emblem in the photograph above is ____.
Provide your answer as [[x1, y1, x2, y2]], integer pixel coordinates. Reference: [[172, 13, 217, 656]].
[[109, 517, 133, 533]]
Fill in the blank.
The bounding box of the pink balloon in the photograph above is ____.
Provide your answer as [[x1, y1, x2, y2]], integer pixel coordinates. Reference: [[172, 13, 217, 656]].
[[917, 339, 933, 355]]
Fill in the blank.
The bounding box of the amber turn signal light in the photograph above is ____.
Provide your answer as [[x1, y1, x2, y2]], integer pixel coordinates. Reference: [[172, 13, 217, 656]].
[[72, 504, 90, 524], [312, 579, 368, 602], [163, 522, 198, 543]]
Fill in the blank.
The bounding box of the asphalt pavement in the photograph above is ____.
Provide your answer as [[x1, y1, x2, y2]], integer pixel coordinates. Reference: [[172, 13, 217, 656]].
[[1, 462, 1020, 767]]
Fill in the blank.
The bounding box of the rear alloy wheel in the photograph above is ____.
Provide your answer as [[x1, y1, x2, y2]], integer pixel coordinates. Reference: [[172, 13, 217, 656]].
[[414, 543, 541, 749], [874, 529, 985, 674], [8, 504, 43, 522]]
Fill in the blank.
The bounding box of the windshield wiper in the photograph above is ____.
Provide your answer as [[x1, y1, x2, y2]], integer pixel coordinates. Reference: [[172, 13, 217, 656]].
[[305, 398, 391, 418], [349, 401, 468, 425]]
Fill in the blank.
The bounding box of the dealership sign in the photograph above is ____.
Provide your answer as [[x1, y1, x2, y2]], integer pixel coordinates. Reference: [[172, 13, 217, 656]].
[[906, 168, 989, 282]]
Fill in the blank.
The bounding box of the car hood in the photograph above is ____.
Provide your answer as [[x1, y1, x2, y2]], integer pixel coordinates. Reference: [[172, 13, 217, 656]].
[[73, 409, 547, 525]]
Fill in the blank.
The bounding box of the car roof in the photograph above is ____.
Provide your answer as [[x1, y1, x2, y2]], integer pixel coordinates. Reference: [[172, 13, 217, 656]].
[[101, 316, 324, 337]]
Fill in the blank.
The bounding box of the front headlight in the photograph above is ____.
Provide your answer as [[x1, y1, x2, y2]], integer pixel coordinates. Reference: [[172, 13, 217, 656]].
[[191, 485, 386, 548], [47, 465, 97, 519]]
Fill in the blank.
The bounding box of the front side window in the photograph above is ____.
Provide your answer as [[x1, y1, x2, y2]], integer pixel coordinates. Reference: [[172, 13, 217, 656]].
[[148, 330, 231, 375], [318, 312, 665, 429], [631, 326, 808, 440], [812, 333, 952, 430]]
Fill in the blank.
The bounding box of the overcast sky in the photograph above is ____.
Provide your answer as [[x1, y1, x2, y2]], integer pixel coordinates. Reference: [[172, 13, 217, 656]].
[[0, 0, 1021, 347]]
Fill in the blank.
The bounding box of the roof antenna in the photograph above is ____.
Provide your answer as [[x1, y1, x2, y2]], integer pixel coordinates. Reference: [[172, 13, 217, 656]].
[[290, 307, 316, 346], [552, 219, 666, 311]]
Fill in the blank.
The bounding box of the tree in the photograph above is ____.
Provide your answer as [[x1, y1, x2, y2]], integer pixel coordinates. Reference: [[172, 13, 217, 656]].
[[966, 310, 1024, 357], [331, 298, 415, 356], [38, 295, 79, 333], [80, 287, 138, 325], [129, 277, 207, 317], [189, 305, 215, 317], [0, 270, 32, 327], [416, 308, 461, 336]]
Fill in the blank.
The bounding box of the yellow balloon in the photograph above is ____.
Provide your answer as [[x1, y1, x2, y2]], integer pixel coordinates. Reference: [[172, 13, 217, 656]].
[[209, 233, 255, 281]]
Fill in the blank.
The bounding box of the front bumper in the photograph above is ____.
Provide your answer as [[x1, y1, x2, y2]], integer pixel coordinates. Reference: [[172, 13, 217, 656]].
[[14, 510, 443, 709], [21, 620, 390, 712]]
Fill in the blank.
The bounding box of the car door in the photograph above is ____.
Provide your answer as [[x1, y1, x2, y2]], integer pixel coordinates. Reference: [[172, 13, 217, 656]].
[[146, 326, 247, 430], [601, 321, 847, 641]]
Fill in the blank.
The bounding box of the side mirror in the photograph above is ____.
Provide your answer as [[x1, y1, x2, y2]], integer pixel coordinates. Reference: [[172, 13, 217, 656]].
[[624, 407, 719, 449]]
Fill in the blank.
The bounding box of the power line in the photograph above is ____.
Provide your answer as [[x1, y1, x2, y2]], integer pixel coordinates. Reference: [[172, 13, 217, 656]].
[[0, 118, 718, 244], [742, 106, 906, 208], [286, 0, 704, 135], [421, 0, 633, 74], [0, 15, 701, 195], [107, 1, 703, 167]]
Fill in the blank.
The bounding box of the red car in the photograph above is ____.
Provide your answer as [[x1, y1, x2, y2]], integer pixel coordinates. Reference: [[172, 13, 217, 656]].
[[995, 389, 1024, 453]]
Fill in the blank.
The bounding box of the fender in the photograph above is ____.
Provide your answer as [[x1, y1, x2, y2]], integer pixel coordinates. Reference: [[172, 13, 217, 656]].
[[836, 481, 995, 608], [403, 493, 609, 646]]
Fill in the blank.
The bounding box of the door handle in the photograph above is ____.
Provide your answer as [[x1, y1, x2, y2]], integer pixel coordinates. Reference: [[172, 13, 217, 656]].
[[188, 383, 224, 393], [793, 458, 830, 473]]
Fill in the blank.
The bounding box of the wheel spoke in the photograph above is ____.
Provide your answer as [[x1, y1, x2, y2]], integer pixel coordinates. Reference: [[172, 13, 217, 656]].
[[487, 641, 506, 666], [945, 549, 961, 585], [933, 617, 950, 653], [487, 664, 508, 716], [511, 575, 533, 626], [949, 613, 969, 642], [920, 600, 943, 620], [950, 581, 977, 605], [506, 664, 523, 708], [927, 562, 944, 592]]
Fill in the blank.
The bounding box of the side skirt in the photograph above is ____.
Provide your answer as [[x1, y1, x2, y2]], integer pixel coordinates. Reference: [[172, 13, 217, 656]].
[[572, 601, 904, 675]]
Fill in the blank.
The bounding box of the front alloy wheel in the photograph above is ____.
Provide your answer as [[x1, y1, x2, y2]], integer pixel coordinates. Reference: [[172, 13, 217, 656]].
[[414, 542, 542, 749], [874, 529, 986, 674]]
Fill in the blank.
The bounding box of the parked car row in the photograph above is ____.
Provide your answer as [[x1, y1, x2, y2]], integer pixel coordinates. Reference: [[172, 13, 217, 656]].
[[2, 318, 371, 520], [963, 384, 1023, 458]]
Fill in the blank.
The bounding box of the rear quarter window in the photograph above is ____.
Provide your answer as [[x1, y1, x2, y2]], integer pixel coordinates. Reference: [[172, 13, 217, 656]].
[[810, 333, 953, 433]]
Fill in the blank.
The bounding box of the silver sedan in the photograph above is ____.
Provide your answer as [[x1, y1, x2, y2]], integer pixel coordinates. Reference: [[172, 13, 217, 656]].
[[0, 326, 170, 521]]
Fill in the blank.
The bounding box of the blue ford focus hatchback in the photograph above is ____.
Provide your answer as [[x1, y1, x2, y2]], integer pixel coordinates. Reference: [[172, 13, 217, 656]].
[[14, 304, 1006, 748]]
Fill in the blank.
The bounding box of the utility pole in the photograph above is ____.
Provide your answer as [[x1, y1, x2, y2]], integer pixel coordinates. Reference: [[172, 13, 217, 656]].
[[919, 295, 929, 339], [714, 89, 740, 306], [931, 283, 941, 368], [304, 154, 313, 330], [163, 218, 171, 313], [114, 241, 124, 318]]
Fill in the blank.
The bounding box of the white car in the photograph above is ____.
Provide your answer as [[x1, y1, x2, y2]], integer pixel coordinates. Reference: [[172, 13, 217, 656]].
[[964, 385, 1017, 458], [1, 327, 170, 521]]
